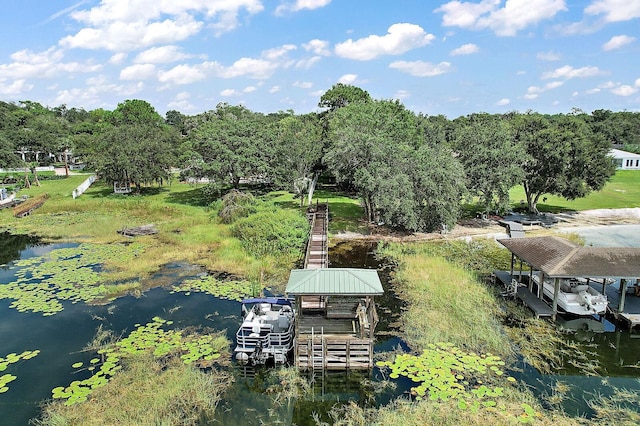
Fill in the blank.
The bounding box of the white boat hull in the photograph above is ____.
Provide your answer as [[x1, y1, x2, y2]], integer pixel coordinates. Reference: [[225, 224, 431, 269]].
[[535, 276, 608, 316]]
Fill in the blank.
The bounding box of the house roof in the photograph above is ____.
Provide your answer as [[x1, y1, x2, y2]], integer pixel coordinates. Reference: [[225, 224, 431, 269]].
[[285, 268, 384, 296], [609, 148, 640, 159], [498, 236, 640, 279]]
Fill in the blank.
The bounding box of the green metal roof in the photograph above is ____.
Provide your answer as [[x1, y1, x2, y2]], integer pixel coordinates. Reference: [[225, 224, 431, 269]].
[[285, 268, 384, 296]]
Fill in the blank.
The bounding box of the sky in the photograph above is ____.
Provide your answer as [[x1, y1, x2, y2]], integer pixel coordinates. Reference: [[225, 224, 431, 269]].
[[0, 0, 638, 118]]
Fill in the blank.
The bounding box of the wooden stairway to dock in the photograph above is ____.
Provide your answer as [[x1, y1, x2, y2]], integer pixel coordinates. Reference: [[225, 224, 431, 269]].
[[304, 203, 328, 269]]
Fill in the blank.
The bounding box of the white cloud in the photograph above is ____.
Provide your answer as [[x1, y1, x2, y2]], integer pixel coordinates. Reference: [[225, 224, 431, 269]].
[[636, 78, 640, 87], [61, 0, 264, 51], [450, 43, 479, 56], [221, 88, 240, 96], [293, 81, 313, 89], [243, 85, 257, 93], [120, 63, 157, 80], [134, 45, 194, 63], [0, 46, 102, 80], [0, 79, 33, 96], [525, 80, 564, 98], [60, 15, 204, 51], [167, 91, 194, 110], [389, 60, 452, 77], [109, 52, 127, 64], [585, 0, 640, 22], [335, 23, 435, 61], [435, 0, 567, 36], [537, 51, 561, 61], [158, 63, 207, 85], [338, 74, 358, 84], [155, 44, 295, 85], [394, 89, 411, 100], [541, 65, 604, 79], [602, 35, 635, 51], [55, 76, 143, 106], [269, 86, 281, 93], [302, 39, 331, 56], [296, 56, 321, 69], [496, 98, 510, 106], [611, 85, 638, 96], [276, 0, 331, 15]]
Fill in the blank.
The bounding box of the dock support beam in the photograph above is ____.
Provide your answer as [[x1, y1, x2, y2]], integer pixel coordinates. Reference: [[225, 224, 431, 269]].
[[619, 279, 627, 313], [552, 278, 560, 321]]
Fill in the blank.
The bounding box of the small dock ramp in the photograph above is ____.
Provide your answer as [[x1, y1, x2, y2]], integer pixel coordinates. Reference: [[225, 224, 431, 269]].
[[498, 220, 525, 238]]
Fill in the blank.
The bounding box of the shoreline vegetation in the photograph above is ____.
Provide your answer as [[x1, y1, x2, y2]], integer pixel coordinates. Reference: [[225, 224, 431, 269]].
[[1, 171, 639, 424]]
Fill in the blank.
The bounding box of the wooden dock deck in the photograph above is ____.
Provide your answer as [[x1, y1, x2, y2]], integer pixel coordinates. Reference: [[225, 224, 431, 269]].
[[493, 270, 553, 318]]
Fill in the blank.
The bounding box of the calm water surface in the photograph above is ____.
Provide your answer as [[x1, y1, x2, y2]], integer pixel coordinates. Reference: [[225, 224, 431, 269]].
[[2, 233, 639, 424]]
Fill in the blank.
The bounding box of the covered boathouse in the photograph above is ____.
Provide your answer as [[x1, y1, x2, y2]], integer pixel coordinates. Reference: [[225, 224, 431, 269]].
[[285, 268, 383, 370], [496, 236, 640, 324]]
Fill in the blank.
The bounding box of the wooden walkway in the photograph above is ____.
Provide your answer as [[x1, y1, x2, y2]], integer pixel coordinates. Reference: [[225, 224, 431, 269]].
[[303, 203, 328, 269], [494, 270, 553, 318]]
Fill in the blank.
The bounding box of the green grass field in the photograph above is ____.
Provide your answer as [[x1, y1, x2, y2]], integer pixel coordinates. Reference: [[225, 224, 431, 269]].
[[509, 170, 640, 212]]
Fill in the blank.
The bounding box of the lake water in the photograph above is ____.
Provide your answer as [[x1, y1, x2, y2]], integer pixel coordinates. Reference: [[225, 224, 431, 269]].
[[0, 237, 407, 425], [2, 232, 639, 424]]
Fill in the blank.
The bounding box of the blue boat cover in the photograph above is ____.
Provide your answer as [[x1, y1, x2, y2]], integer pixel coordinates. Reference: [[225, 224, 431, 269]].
[[241, 297, 292, 306]]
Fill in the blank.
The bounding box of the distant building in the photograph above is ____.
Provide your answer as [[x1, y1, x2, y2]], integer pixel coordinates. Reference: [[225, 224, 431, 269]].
[[610, 149, 640, 170]]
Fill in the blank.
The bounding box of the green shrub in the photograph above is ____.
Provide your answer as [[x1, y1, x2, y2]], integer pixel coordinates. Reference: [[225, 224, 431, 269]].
[[232, 204, 309, 258]]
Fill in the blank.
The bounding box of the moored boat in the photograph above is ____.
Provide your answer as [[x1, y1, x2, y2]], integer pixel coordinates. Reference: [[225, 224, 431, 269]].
[[233, 297, 295, 365], [534, 275, 608, 316]]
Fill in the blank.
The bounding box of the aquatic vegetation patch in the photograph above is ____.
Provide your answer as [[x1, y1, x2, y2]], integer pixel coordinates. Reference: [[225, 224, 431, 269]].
[[377, 342, 539, 422], [37, 353, 232, 426], [0, 350, 40, 394], [51, 317, 229, 405], [171, 275, 258, 301], [0, 242, 145, 315]]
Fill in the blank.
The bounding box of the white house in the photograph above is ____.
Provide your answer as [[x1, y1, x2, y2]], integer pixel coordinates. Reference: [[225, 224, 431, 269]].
[[609, 149, 640, 170]]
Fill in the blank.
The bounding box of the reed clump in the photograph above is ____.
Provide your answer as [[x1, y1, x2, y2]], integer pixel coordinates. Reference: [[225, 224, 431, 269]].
[[35, 353, 231, 426]]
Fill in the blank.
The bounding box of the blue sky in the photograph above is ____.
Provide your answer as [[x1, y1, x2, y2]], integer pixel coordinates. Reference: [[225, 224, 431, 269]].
[[0, 0, 638, 118]]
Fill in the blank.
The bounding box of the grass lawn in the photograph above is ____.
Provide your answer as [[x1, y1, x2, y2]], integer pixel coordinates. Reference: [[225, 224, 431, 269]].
[[270, 185, 367, 234], [509, 170, 640, 212]]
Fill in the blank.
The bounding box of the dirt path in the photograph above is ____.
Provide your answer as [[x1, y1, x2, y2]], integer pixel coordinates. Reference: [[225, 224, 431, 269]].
[[333, 208, 640, 242]]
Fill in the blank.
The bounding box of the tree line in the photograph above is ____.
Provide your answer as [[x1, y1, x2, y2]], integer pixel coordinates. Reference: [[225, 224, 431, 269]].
[[1, 84, 639, 232]]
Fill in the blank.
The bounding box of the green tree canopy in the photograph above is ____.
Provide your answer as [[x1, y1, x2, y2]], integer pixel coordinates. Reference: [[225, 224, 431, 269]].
[[451, 113, 523, 215], [184, 104, 269, 190], [512, 112, 616, 214], [325, 99, 465, 232], [318, 83, 371, 112]]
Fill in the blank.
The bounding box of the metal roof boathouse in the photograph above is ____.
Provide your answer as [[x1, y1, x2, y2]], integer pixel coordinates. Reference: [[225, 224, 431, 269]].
[[496, 236, 640, 326], [286, 268, 383, 370]]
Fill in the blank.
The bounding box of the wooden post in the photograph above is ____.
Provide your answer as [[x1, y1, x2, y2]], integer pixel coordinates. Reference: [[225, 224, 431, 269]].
[[538, 272, 544, 300], [528, 266, 533, 293], [619, 279, 627, 313], [510, 253, 515, 278], [552, 278, 560, 320]]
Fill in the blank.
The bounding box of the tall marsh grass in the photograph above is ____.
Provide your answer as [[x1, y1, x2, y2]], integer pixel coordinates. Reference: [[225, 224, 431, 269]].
[[34, 353, 232, 425], [378, 242, 510, 356]]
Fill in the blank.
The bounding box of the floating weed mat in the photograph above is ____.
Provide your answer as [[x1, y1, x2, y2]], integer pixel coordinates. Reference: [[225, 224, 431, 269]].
[[0, 242, 145, 315], [51, 317, 229, 406], [376, 342, 540, 422], [171, 275, 258, 301], [0, 350, 40, 394]]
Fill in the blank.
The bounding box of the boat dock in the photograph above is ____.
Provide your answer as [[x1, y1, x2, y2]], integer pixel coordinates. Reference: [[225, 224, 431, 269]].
[[285, 202, 383, 370], [493, 271, 553, 318]]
